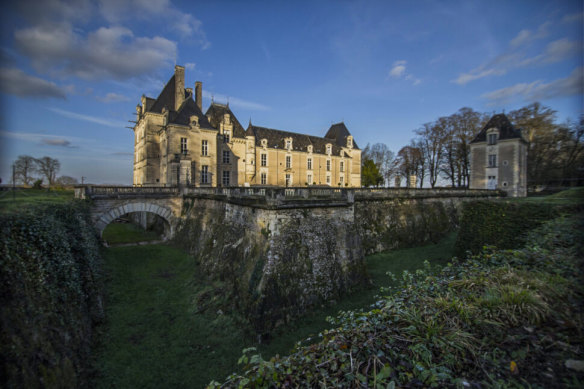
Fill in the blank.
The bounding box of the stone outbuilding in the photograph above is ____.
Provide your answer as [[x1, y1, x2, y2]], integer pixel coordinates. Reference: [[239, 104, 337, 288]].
[[469, 114, 527, 197]]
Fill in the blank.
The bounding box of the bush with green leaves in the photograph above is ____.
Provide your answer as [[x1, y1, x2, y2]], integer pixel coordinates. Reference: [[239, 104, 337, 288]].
[[0, 202, 104, 388], [211, 214, 583, 388]]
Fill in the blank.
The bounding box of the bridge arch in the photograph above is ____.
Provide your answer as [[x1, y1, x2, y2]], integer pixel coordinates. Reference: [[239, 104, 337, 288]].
[[95, 201, 176, 240]]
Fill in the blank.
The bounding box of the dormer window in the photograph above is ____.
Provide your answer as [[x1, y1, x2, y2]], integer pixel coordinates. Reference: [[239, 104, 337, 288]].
[[261, 138, 267, 148], [224, 130, 230, 143], [326, 144, 332, 155], [285, 138, 292, 150], [347, 136, 353, 148], [307, 145, 313, 153], [487, 128, 499, 145], [190, 115, 199, 127], [223, 113, 231, 124]]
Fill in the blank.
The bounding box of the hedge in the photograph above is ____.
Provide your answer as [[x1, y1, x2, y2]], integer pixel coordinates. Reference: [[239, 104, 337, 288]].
[[0, 202, 104, 388]]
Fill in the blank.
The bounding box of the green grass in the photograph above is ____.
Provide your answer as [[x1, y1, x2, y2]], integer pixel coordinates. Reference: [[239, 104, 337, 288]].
[[0, 189, 74, 213], [93, 234, 456, 388], [507, 186, 584, 205], [93, 244, 251, 388], [102, 222, 161, 244]]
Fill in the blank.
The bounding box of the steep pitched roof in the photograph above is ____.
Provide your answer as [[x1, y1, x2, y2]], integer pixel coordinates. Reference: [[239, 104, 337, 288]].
[[324, 122, 360, 150], [247, 125, 342, 155], [149, 75, 180, 113], [205, 103, 246, 138], [171, 97, 214, 129], [471, 114, 525, 143]]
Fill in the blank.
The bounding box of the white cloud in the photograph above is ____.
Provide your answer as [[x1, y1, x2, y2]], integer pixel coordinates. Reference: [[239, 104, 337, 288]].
[[185, 62, 196, 70], [0, 67, 68, 98], [97, 0, 210, 48], [389, 60, 406, 77], [41, 138, 74, 147], [453, 20, 580, 86], [482, 67, 583, 105], [562, 12, 583, 24], [15, 25, 177, 81], [97, 92, 131, 103], [388, 60, 420, 85], [48, 107, 127, 128], [202, 91, 270, 111]]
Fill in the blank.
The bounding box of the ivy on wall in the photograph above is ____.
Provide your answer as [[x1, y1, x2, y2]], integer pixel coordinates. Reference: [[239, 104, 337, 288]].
[[0, 202, 104, 388]]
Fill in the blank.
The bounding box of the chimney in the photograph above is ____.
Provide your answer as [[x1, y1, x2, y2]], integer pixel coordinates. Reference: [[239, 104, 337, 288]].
[[174, 65, 185, 111], [195, 81, 202, 111]]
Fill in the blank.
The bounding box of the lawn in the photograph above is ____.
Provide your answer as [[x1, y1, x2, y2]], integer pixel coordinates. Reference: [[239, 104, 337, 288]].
[[93, 233, 456, 388], [0, 188, 74, 213], [102, 222, 162, 244]]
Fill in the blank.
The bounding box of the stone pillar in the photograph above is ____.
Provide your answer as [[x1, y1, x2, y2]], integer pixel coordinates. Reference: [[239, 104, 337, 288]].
[[408, 175, 417, 188]]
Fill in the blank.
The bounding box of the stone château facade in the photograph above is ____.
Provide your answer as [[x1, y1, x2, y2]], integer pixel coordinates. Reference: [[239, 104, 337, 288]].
[[469, 114, 527, 197], [133, 66, 361, 187]]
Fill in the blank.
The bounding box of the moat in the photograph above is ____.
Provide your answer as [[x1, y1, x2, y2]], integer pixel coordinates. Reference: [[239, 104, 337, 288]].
[[93, 221, 456, 388]]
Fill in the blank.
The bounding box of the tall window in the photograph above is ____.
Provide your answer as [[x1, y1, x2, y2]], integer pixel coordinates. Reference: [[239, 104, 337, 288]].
[[285, 174, 291, 186], [286, 155, 291, 169], [307, 158, 312, 170], [340, 161, 344, 172], [326, 175, 331, 184], [488, 154, 497, 167], [201, 165, 209, 184], [261, 172, 267, 185], [222, 170, 230, 186], [307, 174, 312, 184], [223, 150, 230, 164], [261, 153, 267, 167], [224, 131, 230, 143], [488, 133, 497, 145], [326, 160, 331, 171], [201, 140, 208, 156], [181, 137, 187, 155], [340, 176, 344, 185]]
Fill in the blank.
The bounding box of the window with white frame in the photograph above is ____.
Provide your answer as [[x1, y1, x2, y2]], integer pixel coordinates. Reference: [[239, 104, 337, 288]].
[[285, 173, 291, 186], [223, 150, 230, 164], [222, 170, 230, 186], [326, 144, 331, 154], [307, 174, 312, 184], [286, 155, 291, 169], [201, 140, 208, 156], [308, 145, 313, 153], [488, 154, 497, 167], [488, 133, 497, 145], [286, 139, 292, 150], [261, 172, 267, 185], [326, 159, 331, 171], [326, 175, 331, 184], [307, 158, 312, 170], [261, 153, 267, 167], [340, 176, 344, 185], [201, 165, 209, 184], [181, 137, 187, 155]]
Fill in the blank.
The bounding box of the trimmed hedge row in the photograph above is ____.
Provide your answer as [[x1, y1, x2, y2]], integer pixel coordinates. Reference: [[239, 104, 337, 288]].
[[454, 200, 578, 257], [0, 202, 104, 388]]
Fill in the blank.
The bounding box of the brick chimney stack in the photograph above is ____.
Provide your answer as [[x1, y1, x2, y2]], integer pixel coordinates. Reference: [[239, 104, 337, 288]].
[[195, 81, 202, 111], [174, 65, 185, 111]]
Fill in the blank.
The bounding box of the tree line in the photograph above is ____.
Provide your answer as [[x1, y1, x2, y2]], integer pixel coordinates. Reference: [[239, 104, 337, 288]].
[[10, 155, 78, 187], [361, 102, 584, 188]]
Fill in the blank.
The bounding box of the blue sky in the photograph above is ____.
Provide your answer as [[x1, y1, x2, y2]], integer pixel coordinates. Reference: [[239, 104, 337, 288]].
[[0, 0, 582, 184]]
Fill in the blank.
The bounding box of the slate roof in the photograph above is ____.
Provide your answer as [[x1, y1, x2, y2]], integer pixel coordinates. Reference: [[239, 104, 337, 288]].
[[246, 125, 344, 155], [144, 74, 213, 129], [205, 103, 246, 138], [471, 114, 525, 144], [325, 122, 360, 150]]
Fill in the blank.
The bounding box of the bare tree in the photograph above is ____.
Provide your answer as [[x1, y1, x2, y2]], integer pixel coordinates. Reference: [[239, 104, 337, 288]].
[[36, 156, 61, 186], [56, 176, 79, 186], [395, 145, 423, 184], [362, 143, 396, 186], [415, 120, 445, 188], [13, 155, 38, 185]]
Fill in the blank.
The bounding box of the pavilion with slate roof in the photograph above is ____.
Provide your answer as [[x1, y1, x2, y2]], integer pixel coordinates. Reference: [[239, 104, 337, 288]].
[[469, 113, 527, 197], [132, 66, 362, 187]]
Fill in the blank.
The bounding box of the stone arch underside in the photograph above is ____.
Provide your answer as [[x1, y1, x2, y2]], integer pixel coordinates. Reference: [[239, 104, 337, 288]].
[[95, 202, 176, 239]]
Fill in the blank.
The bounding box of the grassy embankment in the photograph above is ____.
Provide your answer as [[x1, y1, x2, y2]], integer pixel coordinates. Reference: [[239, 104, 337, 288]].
[[0, 188, 74, 213], [93, 224, 455, 388]]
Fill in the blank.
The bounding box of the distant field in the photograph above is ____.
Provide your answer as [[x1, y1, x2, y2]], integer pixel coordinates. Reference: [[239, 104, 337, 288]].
[[0, 189, 74, 213]]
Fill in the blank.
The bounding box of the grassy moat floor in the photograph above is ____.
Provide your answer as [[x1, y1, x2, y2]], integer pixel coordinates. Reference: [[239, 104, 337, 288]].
[[92, 223, 456, 388]]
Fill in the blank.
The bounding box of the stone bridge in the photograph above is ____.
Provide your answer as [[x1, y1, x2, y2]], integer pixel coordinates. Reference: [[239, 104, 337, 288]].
[[75, 185, 502, 240]]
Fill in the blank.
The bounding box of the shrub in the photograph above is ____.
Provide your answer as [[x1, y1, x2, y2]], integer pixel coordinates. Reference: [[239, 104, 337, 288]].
[[0, 202, 104, 388]]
